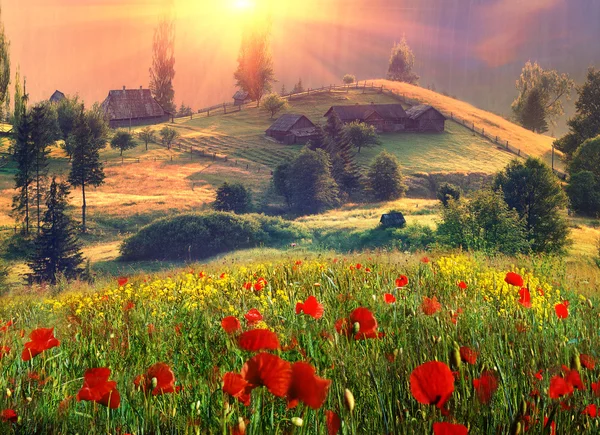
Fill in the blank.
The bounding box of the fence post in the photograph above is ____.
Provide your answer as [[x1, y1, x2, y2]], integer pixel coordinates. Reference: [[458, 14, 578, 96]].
[[223, 103, 226, 114], [518, 149, 521, 156], [207, 109, 210, 117], [506, 140, 509, 149]]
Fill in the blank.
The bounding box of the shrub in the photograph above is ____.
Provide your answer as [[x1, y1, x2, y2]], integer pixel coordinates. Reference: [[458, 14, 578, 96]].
[[366, 151, 406, 201], [566, 171, 600, 216], [342, 74, 356, 84], [437, 182, 462, 207], [262, 93, 288, 119], [119, 212, 308, 261], [213, 182, 252, 214]]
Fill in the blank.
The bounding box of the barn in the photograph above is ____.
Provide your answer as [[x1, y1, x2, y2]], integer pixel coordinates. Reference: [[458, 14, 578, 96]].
[[49, 90, 65, 103], [233, 90, 253, 106], [324, 104, 407, 132], [266, 114, 317, 144], [405, 105, 446, 132], [101, 86, 170, 129]]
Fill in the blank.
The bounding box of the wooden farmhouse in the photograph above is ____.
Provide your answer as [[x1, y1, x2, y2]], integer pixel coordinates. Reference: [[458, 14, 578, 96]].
[[49, 90, 65, 103], [232, 90, 253, 106], [266, 114, 318, 145], [405, 105, 446, 132], [324, 103, 408, 133], [101, 86, 170, 129]]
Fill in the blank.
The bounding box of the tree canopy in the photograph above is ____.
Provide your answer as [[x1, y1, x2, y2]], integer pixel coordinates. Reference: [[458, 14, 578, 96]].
[[386, 37, 419, 84], [366, 151, 406, 201], [149, 16, 176, 114], [262, 93, 288, 118], [111, 130, 138, 156], [343, 121, 380, 153]]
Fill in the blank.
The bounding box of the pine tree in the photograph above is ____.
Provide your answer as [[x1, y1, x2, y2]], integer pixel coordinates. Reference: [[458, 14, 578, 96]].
[[324, 113, 361, 198], [324, 111, 344, 146], [0, 5, 10, 122], [29, 177, 83, 284], [12, 110, 34, 235]]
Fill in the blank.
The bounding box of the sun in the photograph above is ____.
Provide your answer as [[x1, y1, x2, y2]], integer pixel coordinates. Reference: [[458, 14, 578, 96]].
[[232, 0, 256, 11]]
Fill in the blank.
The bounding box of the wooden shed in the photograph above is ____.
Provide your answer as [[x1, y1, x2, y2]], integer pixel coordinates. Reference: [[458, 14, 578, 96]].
[[324, 104, 407, 133], [405, 105, 446, 132], [379, 212, 406, 228], [233, 90, 253, 106], [101, 86, 170, 129], [49, 90, 65, 103], [266, 114, 317, 144]]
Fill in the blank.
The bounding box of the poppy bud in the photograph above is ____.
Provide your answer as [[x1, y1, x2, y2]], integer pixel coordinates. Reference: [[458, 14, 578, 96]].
[[151, 377, 158, 389], [450, 348, 461, 370], [6, 388, 11, 397], [512, 421, 522, 435], [352, 322, 360, 335], [291, 417, 303, 427], [571, 353, 582, 371], [238, 417, 246, 433], [588, 299, 593, 309], [344, 388, 355, 413]]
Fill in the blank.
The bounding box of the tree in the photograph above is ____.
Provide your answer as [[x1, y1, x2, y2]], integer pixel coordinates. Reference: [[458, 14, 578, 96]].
[[323, 115, 361, 199], [511, 61, 574, 130], [292, 78, 304, 94], [234, 23, 275, 107], [111, 130, 137, 156], [280, 84, 287, 96], [565, 171, 600, 216], [343, 74, 356, 84], [569, 135, 600, 178], [138, 126, 156, 151], [12, 110, 34, 235], [149, 16, 176, 114], [68, 107, 107, 233], [366, 151, 406, 201], [494, 158, 569, 254], [213, 182, 252, 213], [437, 183, 462, 207], [386, 37, 419, 84], [177, 102, 193, 117], [437, 189, 529, 255], [56, 95, 83, 157], [159, 126, 179, 150], [285, 148, 339, 215], [273, 161, 292, 208], [12, 68, 25, 132], [324, 112, 345, 145], [343, 121, 380, 153], [518, 87, 548, 133], [29, 177, 83, 284], [262, 93, 287, 118], [555, 68, 600, 159], [0, 6, 10, 121]]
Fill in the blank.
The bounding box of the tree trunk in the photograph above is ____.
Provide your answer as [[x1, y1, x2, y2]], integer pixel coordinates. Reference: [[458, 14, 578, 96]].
[[24, 183, 30, 236], [36, 165, 41, 234], [120, 148, 123, 156], [81, 182, 87, 233]]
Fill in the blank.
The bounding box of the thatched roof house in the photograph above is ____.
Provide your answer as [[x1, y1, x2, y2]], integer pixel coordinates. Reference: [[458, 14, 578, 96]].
[[405, 105, 446, 132], [49, 90, 65, 103], [101, 86, 169, 129], [233, 90, 252, 106], [324, 103, 407, 132], [266, 114, 317, 145]]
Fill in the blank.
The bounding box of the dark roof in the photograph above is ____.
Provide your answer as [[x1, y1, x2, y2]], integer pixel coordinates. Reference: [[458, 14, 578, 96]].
[[266, 114, 315, 134], [101, 88, 167, 121], [324, 104, 407, 122], [405, 104, 445, 120], [49, 90, 65, 103], [233, 90, 250, 100]]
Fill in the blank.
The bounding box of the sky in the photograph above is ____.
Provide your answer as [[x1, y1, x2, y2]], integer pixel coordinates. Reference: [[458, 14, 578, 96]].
[[3, 0, 600, 130]]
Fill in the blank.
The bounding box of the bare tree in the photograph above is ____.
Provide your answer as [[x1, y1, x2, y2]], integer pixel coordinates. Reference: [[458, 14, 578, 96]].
[[149, 16, 176, 114]]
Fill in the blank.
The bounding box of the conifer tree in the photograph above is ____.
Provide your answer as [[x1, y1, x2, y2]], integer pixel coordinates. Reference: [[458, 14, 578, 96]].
[[12, 110, 34, 235], [324, 113, 362, 198], [29, 177, 83, 284]]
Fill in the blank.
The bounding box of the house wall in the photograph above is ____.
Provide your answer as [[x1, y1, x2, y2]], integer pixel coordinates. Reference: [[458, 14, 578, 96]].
[[109, 114, 170, 129]]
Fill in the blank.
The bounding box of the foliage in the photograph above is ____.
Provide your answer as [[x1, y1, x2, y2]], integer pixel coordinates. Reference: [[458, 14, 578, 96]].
[[29, 178, 83, 284], [437, 182, 462, 207], [110, 130, 138, 156], [366, 151, 406, 201], [149, 16, 176, 114], [437, 189, 529, 255], [159, 126, 179, 150], [233, 23, 275, 106], [386, 37, 419, 84], [511, 61, 574, 130], [261, 93, 288, 118], [120, 212, 307, 261], [0, 6, 10, 120], [56, 95, 83, 156], [11, 110, 34, 235], [138, 126, 156, 151], [342, 74, 355, 84], [213, 182, 252, 214], [292, 78, 304, 94], [343, 121, 380, 154], [555, 68, 600, 159], [324, 116, 361, 200], [273, 161, 292, 208], [0, 258, 8, 294], [494, 158, 569, 254], [565, 171, 600, 216], [569, 135, 600, 178], [12, 68, 24, 132], [176, 103, 193, 117]]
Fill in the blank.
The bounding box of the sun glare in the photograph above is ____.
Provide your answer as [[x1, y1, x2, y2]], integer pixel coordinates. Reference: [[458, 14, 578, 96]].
[[233, 0, 255, 11]]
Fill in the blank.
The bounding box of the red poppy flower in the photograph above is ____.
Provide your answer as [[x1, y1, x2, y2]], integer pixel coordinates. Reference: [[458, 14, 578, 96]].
[[421, 256, 430, 263], [549, 376, 574, 399], [410, 361, 455, 409], [472, 371, 499, 404], [134, 363, 176, 396], [295, 296, 324, 319], [564, 368, 585, 390], [0, 346, 9, 360], [1, 409, 17, 423], [457, 281, 467, 290], [534, 369, 544, 381], [221, 316, 242, 334], [198, 271, 206, 278], [433, 422, 468, 435], [325, 410, 341, 435], [76, 367, 120, 409], [518, 288, 532, 308], [384, 293, 396, 304], [287, 361, 331, 410], [244, 308, 263, 324], [223, 372, 252, 406], [421, 296, 442, 315], [343, 307, 383, 340], [254, 278, 267, 292], [219, 272, 226, 279], [582, 404, 598, 417], [117, 277, 128, 287], [504, 272, 524, 287], [147, 323, 155, 336], [243, 282, 252, 290], [123, 301, 135, 311], [21, 327, 60, 361], [240, 352, 292, 398], [543, 417, 556, 435], [238, 329, 280, 351], [555, 302, 569, 319], [395, 275, 409, 288], [459, 347, 478, 365], [581, 354, 596, 370], [355, 263, 362, 270], [0, 319, 14, 334]]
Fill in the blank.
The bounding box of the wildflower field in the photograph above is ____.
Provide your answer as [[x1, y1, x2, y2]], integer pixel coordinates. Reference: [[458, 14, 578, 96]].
[[1, 253, 599, 434]]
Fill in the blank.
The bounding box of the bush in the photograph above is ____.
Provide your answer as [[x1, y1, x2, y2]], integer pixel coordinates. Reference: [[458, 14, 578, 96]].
[[566, 171, 600, 216], [262, 93, 288, 119], [213, 182, 252, 214], [119, 212, 308, 261], [437, 182, 462, 207], [366, 151, 406, 201], [342, 74, 356, 84]]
